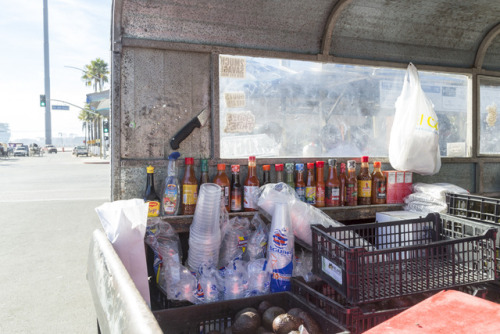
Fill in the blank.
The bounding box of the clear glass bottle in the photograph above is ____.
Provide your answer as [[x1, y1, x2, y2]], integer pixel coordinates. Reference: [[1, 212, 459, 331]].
[[144, 165, 161, 217], [285, 163, 295, 189], [244, 156, 260, 211]]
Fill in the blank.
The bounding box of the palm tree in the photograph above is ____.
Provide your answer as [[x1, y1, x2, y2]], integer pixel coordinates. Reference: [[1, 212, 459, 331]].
[[81, 58, 109, 92], [78, 105, 99, 146]]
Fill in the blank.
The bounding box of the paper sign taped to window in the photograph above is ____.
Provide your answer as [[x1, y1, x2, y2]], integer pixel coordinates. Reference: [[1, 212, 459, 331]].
[[220, 56, 246, 78], [224, 111, 255, 133], [224, 92, 246, 108]]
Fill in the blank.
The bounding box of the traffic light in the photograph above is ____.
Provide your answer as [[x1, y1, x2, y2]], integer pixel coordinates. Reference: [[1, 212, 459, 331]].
[[103, 120, 109, 134], [40, 94, 46, 107]]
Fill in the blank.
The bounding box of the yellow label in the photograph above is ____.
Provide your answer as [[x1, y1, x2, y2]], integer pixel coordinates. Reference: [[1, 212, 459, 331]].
[[357, 180, 372, 198], [182, 184, 198, 205], [147, 201, 160, 217]]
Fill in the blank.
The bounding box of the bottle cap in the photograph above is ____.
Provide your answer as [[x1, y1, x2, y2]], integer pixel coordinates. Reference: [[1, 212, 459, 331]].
[[185, 157, 194, 165], [347, 160, 356, 169], [373, 161, 381, 168], [362, 156, 369, 163], [231, 165, 240, 173], [146, 165, 154, 173], [316, 161, 325, 168], [285, 162, 294, 172], [295, 163, 304, 172], [217, 163, 226, 171], [201, 159, 208, 171], [275, 163, 284, 171], [248, 156, 256, 162], [340, 162, 346, 172], [262, 164, 271, 171], [307, 162, 315, 169], [328, 159, 337, 166]]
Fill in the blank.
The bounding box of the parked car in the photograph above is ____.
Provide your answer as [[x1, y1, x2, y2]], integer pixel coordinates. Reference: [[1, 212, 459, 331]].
[[75, 146, 89, 157], [44, 145, 57, 154], [13, 147, 28, 157]]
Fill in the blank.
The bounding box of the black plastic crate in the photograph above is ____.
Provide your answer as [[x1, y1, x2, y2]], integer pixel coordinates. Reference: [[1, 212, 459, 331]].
[[312, 213, 497, 304], [291, 277, 433, 334], [153, 291, 348, 333], [446, 193, 500, 224]]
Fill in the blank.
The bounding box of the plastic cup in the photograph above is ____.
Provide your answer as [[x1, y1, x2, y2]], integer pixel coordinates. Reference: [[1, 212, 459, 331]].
[[191, 183, 222, 234]]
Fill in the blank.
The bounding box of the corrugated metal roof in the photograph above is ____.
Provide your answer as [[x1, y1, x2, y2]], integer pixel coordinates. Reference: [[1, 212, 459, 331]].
[[114, 0, 500, 70]]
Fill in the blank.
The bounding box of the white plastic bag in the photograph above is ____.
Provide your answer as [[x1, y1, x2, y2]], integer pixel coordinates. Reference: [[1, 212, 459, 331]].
[[389, 63, 441, 175]]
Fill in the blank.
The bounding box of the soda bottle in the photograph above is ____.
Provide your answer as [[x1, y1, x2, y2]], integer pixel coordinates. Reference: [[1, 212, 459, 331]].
[[244, 156, 260, 211], [295, 163, 306, 202], [267, 201, 293, 292], [161, 152, 181, 216], [144, 165, 161, 217], [305, 163, 316, 205]]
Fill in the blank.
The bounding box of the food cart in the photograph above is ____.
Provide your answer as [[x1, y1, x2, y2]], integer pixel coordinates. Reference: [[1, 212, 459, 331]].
[[88, 1, 500, 333]]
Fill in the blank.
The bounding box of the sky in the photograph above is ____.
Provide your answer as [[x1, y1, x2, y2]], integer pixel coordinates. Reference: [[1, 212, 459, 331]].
[[0, 0, 112, 142]]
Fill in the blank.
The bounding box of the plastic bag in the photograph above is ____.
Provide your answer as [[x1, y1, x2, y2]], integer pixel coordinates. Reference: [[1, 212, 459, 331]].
[[243, 214, 269, 261], [412, 182, 469, 202], [389, 63, 441, 175], [218, 216, 251, 268]]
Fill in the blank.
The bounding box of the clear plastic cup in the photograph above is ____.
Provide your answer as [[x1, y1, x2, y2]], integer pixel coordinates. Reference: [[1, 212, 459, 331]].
[[191, 183, 222, 234]]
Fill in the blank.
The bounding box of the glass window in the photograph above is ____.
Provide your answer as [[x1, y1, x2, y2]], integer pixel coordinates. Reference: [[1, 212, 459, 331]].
[[219, 56, 469, 159], [479, 76, 500, 155]]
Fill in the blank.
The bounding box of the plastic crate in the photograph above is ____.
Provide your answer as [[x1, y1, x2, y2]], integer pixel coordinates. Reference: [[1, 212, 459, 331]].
[[446, 193, 500, 224], [311, 213, 497, 304], [152, 291, 348, 333], [291, 277, 434, 334]]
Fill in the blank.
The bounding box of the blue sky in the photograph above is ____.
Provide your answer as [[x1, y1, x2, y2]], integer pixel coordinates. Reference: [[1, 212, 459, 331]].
[[0, 0, 112, 142]]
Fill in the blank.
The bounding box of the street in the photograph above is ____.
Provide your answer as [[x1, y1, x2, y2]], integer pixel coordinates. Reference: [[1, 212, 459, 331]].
[[0, 151, 110, 333]]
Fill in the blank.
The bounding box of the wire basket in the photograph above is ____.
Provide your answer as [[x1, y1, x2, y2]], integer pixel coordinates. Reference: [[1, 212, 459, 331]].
[[291, 277, 433, 334], [312, 213, 497, 304]]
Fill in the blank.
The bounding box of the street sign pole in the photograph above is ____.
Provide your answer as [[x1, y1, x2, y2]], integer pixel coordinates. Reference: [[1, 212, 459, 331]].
[[43, 0, 52, 145]]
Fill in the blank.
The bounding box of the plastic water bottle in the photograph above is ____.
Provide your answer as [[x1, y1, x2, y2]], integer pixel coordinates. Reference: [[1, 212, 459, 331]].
[[161, 152, 181, 216], [267, 201, 294, 292]]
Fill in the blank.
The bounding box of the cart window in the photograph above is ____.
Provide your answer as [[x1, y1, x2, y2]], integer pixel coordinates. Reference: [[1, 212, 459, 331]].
[[479, 76, 500, 155], [219, 56, 469, 159]]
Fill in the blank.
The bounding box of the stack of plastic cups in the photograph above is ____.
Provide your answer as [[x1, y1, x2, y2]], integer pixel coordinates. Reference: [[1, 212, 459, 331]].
[[187, 183, 222, 271]]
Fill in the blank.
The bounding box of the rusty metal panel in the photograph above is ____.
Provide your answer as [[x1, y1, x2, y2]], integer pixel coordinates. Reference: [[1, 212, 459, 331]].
[[121, 0, 337, 55], [120, 47, 211, 159], [483, 35, 500, 71], [330, 0, 500, 67], [413, 163, 476, 192]]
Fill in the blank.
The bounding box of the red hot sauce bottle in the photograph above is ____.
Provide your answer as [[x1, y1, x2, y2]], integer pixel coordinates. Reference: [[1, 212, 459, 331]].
[[243, 156, 260, 211]]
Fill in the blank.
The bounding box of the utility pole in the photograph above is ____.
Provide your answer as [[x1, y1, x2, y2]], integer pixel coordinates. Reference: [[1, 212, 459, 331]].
[[43, 0, 52, 144]]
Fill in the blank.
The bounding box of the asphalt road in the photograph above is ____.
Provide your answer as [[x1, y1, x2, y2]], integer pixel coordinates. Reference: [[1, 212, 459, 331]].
[[0, 151, 110, 333]]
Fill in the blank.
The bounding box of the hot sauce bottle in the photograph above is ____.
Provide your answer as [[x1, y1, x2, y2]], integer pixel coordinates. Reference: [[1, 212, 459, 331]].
[[181, 157, 198, 215], [230, 165, 242, 212], [305, 163, 316, 206], [244, 156, 260, 211], [339, 162, 347, 206], [144, 165, 161, 217], [295, 163, 306, 202], [346, 160, 357, 206], [326, 159, 340, 207], [275, 164, 284, 183], [200, 158, 209, 185], [371, 161, 387, 204], [315, 161, 325, 207], [262, 165, 271, 185], [213, 163, 230, 212], [357, 156, 372, 205]]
